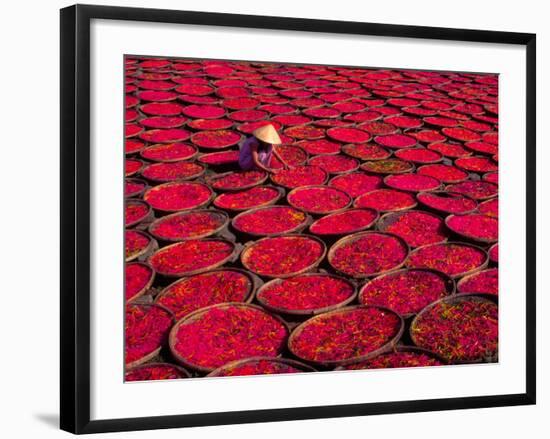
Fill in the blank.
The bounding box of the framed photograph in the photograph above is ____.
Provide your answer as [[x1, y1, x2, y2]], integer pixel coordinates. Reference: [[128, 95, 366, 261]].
[[60, 4, 536, 434]]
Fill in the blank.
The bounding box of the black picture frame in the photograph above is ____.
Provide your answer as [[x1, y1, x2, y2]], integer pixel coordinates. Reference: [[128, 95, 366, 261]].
[[60, 4, 536, 434]]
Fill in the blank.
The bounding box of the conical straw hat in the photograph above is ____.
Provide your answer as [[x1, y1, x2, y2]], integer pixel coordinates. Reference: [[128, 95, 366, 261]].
[[253, 124, 282, 145]]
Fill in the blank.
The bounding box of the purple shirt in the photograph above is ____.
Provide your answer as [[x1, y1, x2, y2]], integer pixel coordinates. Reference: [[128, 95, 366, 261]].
[[238, 136, 273, 171]]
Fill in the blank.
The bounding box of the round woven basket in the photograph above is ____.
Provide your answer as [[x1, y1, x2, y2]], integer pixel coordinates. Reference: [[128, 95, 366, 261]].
[[353, 189, 418, 213], [126, 261, 156, 302], [327, 231, 410, 279], [231, 205, 312, 238], [125, 178, 148, 198], [126, 303, 175, 369], [376, 209, 449, 247], [240, 234, 327, 279], [333, 345, 448, 370], [309, 208, 380, 237], [406, 241, 489, 279], [445, 214, 498, 244], [125, 230, 157, 262], [360, 159, 415, 175], [358, 268, 456, 319], [169, 302, 290, 373], [287, 185, 352, 216], [155, 267, 262, 311], [415, 190, 478, 215], [125, 362, 191, 381], [148, 238, 240, 277], [143, 182, 214, 214], [213, 185, 285, 213], [256, 272, 358, 316], [207, 171, 269, 192], [207, 356, 316, 377], [125, 200, 153, 228], [409, 295, 498, 364], [287, 305, 404, 367], [148, 209, 230, 242]]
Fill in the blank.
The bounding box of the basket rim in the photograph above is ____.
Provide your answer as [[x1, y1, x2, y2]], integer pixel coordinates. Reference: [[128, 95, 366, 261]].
[[327, 230, 410, 279], [206, 356, 317, 377], [488, 242, 499, 264], [148, 208, 229, 242], [168, 302, 290, 373], [256, 271, 358, 316], [287, 304, 405, 367], [358, 267, 456, 319]]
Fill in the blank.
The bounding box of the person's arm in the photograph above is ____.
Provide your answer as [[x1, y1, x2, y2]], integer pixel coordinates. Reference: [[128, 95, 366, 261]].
[[272, 145, 291, 169], [251, 149, 275, 173]]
